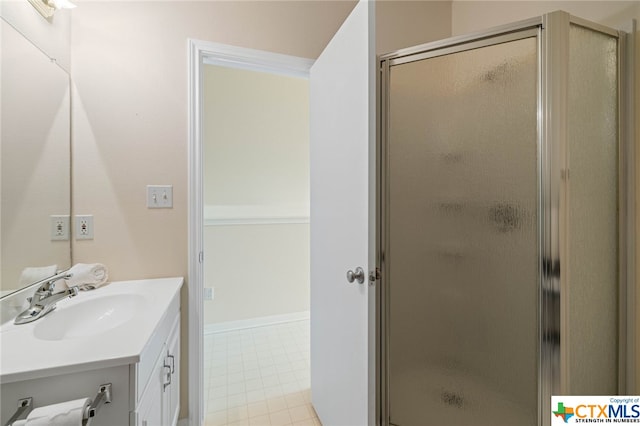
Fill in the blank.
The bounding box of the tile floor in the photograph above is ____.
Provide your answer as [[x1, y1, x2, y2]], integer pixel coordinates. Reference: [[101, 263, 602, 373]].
[[204, 319, 321, 426]]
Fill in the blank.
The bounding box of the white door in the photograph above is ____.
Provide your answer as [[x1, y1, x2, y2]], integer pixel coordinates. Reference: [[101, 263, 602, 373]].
[[309, 1, 375, 425]]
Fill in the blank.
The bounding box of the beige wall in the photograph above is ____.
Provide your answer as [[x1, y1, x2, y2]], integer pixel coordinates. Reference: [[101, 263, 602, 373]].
[[204, 224, 310, 324], [377, 0, 452, 53], [452, 0, 640, 393], [452, 1, 638, 35], [203, 65, 310, 208]]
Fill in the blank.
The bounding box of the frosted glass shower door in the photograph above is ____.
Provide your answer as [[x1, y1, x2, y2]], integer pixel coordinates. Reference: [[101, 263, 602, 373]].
[[386, 36, 539, 425]]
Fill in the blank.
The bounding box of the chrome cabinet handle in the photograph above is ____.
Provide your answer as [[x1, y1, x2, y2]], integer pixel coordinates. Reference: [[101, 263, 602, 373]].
[[168, 354, 175, 374], [346, 267, 365, 284], [163, 359, 172, 390], [163, 366, 172, 390]]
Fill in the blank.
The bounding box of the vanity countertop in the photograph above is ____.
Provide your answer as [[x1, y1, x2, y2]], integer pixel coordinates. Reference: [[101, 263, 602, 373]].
[[0, 277, 183, 384]]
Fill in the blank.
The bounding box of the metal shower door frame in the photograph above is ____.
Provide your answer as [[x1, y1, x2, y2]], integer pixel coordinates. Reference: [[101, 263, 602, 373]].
[[377, 11, 631, 426]]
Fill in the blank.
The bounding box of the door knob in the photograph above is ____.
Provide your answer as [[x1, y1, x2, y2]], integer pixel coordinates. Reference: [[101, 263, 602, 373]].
[[346, 267, 365, 284]]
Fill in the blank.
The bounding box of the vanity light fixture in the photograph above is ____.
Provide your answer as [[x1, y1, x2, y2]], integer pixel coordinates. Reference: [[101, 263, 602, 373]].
[[27, 0, 76, 19]]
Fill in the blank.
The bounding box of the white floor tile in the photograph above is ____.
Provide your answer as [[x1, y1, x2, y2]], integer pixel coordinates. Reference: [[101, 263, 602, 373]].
[[269, 409, 292, 426], [227, 404, 249, 423], [228, 381, 246, 396], [262, 375, 280, 388], [288, 405, 312, 423], [245, 378, 264, 392], [284, 392, 306, 409], [246, 389, 266, 404], [244, 368, 262, 380], [247, 401, 269, 418], [249, 413, 271, 425], [204, 320, 318, 426], [228, 393, 248, 408], [208, 396, 227, 411], [205, 410, 227, 426], [266, 396, 288, 413]]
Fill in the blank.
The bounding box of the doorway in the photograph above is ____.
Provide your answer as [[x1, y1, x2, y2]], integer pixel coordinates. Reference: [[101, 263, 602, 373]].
[[188, 40, 319, 426]]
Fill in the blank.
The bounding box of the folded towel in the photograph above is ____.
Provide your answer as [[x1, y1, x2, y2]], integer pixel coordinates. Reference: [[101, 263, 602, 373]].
[[19, 265, 58, 287], [64, 263, 109, 291], [20, 397, 91, 425]]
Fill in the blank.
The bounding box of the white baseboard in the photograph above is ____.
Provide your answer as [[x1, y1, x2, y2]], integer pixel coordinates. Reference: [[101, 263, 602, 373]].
[[204, 311, 310, 334]]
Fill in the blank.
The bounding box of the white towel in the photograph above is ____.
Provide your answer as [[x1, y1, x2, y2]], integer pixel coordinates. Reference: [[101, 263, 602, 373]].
[[19, 398, 91, 425], [18, 265, 58, 287], [64, 263, 109, 291]]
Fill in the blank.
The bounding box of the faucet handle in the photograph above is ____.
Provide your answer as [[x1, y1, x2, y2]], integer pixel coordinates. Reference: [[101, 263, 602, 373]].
[[69, 286, 79, 297]]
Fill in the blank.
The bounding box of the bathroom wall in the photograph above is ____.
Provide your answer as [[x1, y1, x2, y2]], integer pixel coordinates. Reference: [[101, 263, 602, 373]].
[[202, 65, 310, 325], [452, 0, 640, 393], [70, 0, 452, 419], [452, 1, 639, 36], [0, 0, 71, 71], [377, 0, 451, 55]]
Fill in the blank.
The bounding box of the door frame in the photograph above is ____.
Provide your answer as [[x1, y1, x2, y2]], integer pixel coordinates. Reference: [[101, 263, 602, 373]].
[[187, 39, 313, 426]]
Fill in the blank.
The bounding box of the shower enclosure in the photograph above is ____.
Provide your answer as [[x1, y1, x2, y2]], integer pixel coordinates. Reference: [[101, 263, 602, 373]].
[[379, 11, 631, 426]]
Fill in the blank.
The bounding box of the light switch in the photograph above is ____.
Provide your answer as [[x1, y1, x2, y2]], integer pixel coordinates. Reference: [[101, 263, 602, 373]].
[[147, 185, 173, 208]]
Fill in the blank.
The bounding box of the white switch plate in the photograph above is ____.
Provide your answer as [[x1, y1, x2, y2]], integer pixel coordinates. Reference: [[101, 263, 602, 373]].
[[50, 215, 70, 241], [75, 215, 94, 240], [147, 185, 173, 208]]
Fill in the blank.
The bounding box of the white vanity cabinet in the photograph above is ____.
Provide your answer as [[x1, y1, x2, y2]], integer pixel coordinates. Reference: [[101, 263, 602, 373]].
[[134, 313, 180, 426], [0, 278, 183, 426], [165, 315, 180, 425]]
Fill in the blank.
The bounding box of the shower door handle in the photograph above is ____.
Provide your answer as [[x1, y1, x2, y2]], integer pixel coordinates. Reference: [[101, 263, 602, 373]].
[[346, 267, 365, 284]]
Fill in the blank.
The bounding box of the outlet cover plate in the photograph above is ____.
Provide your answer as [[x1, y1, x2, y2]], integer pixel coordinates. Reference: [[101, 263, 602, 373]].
[[204, 287, 214, 301], [50, 215, 70, 241], [75, 215, 94, 240], [147, 185, 173, 208]]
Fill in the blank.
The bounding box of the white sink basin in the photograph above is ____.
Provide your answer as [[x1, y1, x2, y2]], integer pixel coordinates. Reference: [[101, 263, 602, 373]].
[[33, 294, 147, 341], [1, 278, 182, 384]]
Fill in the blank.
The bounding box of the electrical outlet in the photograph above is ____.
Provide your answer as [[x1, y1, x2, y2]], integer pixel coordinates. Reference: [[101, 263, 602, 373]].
[[147, 185, 173, 208], [75, 215, 94, 240], [50, 215, 70, 241], [204, 287, 214, 301]]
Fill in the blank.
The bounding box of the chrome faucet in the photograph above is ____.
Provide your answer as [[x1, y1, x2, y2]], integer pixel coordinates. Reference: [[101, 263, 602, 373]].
[[14, 271, 78, 325]]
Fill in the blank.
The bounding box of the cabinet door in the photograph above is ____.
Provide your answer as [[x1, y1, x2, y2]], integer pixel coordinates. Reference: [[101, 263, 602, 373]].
[[137, 347, 166, 426], [163, 317, 180, 426]]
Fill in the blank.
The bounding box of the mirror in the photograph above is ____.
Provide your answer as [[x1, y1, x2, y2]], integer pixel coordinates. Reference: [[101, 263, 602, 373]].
[[0, 18, 72, 296]]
